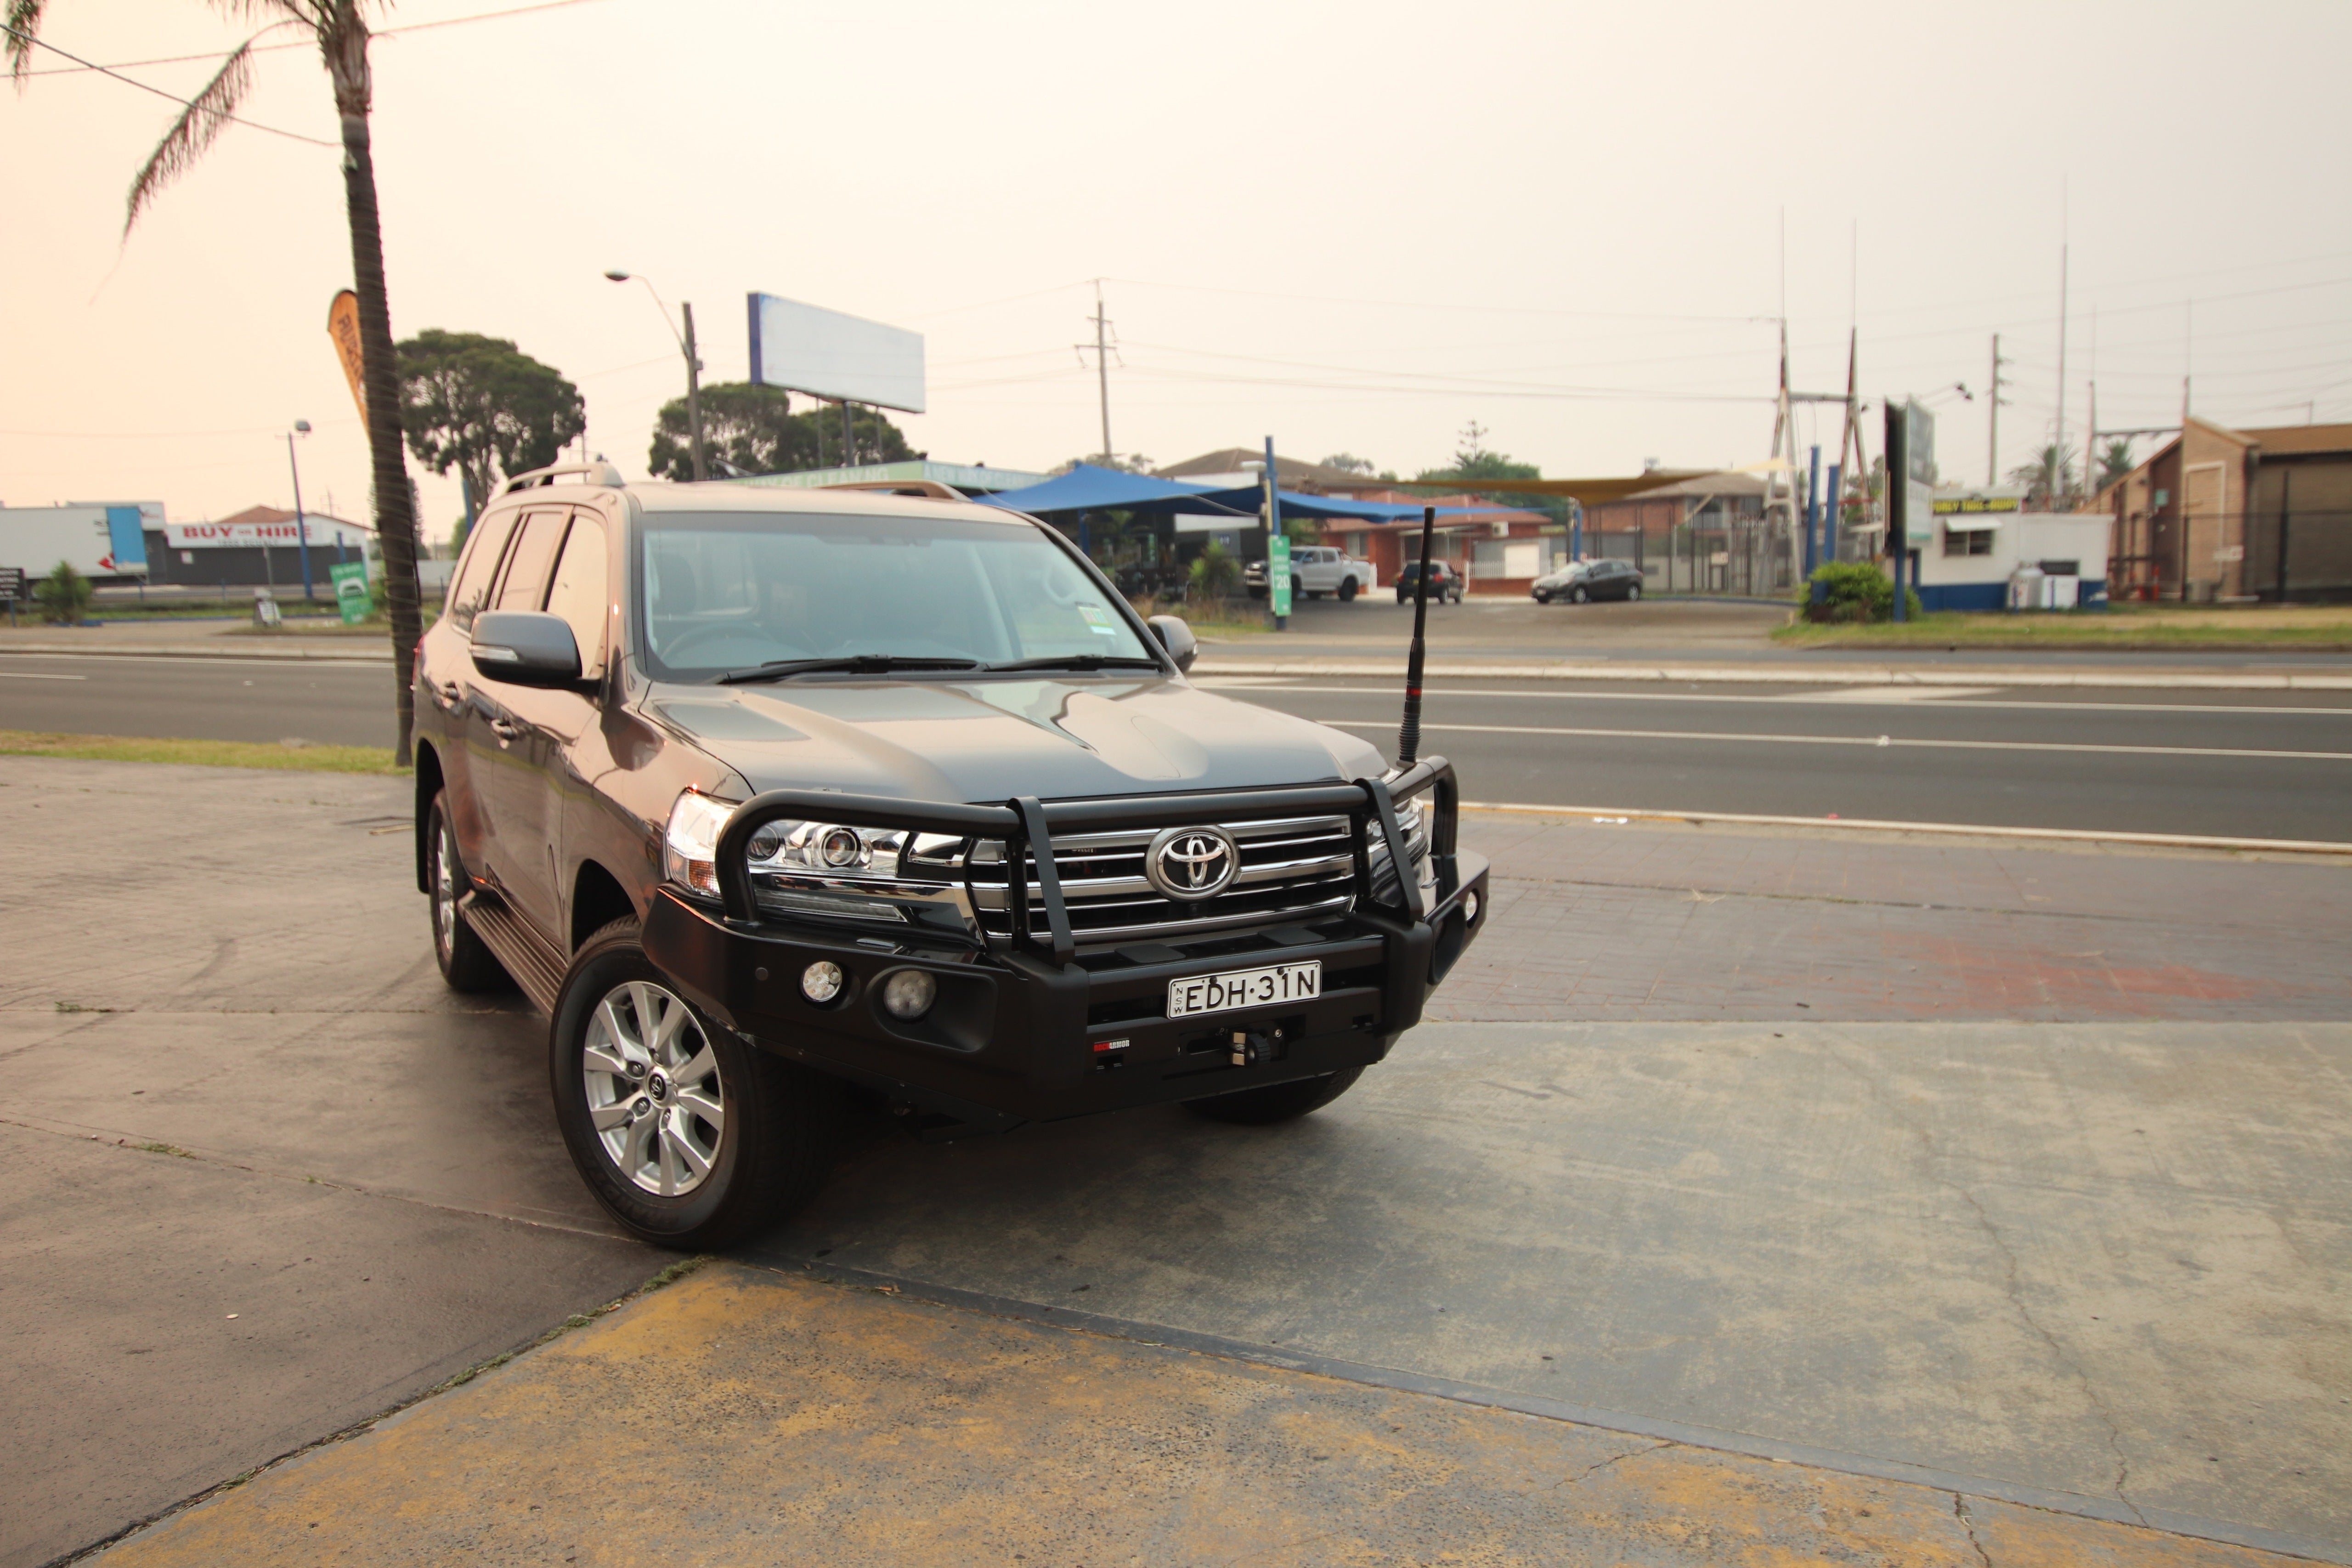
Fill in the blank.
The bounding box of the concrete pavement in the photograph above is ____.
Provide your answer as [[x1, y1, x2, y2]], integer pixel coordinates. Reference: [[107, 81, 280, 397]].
[[1, 757, 2344, 1564]]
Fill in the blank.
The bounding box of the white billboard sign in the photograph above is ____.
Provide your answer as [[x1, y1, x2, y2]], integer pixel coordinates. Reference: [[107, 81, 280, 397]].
[[747, 292, 926, 413], [166, 518, 370, 549]]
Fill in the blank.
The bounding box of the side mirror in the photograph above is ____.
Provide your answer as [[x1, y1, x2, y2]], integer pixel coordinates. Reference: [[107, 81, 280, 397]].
[[1146, 614, 1197, 673], [471, 610, 582, 687]]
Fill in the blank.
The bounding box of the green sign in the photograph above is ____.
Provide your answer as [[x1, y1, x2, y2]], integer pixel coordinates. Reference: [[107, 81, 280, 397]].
[[1268, 534, 1292, 619], [330, 560, 373, 626]]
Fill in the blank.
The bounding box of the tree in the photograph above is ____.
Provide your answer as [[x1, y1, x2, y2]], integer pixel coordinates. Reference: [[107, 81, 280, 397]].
[[2096, 438, 2135, 493], [1415, 422, 1567, 523], [32, 560, 92, 625], [9, 2, 431, 762], [1187, 540, 1239, 602], [398, 330, 584, 519], [1050, 453, 1155, 476], [646, 384, 918, 480], [1320, 453, 1376, 475], [2007, 445, 2081, 510]]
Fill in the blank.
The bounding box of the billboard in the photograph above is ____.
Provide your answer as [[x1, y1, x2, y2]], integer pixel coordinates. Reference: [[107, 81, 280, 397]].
[[0, 502, 157, 577], [746, 293, 925, 413]]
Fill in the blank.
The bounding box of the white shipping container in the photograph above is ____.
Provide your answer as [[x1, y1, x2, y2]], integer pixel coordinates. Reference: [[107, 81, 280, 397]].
[[0, 502, 161, 580]]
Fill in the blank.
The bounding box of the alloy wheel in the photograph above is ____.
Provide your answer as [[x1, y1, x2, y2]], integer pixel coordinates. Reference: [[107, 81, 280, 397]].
[[432, 819, 459, 956], [582, 980, 725, 1196]]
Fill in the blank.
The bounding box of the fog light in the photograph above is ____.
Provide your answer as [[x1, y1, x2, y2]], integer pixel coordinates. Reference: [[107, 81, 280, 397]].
[[1464, 889, 1481, 925], [880, 968, 936, 1020], [801, 961, 844, 1003], [819, 826, 864, 868]]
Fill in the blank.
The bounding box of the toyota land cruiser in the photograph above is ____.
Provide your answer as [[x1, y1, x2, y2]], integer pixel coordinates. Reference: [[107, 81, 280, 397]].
[[413, 465, 1487, 1248]]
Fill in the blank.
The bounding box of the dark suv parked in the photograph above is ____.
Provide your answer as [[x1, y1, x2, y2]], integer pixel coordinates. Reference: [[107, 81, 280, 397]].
[[413, 467, 1487, 1248]]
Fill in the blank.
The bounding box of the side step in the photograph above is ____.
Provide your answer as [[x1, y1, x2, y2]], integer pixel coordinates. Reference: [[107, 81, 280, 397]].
[[461, 892, 568, 1015]]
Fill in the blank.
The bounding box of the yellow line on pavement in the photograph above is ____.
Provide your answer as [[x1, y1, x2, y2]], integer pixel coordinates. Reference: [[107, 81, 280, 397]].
[[98, 1262, 2312, 1568]]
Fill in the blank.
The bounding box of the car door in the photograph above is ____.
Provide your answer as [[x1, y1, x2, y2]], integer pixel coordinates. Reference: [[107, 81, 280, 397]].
[[431, 506, 523, 876], [510, 508, 614, 949], [468, 504, 572, 934]]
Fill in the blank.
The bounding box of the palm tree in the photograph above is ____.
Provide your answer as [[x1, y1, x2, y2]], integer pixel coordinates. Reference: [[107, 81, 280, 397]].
[[2006, 445, 2080, 511], [2096, 438, 2136, 493], [9, 3, 427, 762]]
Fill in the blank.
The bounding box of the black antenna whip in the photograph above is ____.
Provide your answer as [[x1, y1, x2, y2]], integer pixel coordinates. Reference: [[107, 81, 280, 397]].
[[1396, 505, 1436, 766]]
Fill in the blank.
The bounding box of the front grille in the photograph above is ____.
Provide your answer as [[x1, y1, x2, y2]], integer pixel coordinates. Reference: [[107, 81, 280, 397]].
[[968, 814, 1362, 946]]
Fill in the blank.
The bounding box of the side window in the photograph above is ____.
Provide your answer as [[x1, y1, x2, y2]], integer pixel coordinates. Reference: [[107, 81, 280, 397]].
[[447, 509, 519, 630], [493, 508, 569, 611], [543, 514, 609, 679]]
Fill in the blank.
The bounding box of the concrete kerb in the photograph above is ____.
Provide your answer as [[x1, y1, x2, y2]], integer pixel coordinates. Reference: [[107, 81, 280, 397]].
[[0, 639, 388, 662], [1193, 657, 2352, 691]]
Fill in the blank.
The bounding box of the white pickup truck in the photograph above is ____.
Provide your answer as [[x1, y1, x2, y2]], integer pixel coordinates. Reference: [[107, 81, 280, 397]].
[[1245, 545, 1378, 603]]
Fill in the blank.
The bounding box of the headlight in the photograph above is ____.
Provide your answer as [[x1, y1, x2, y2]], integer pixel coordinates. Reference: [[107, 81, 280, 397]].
[[746, 820, 906, 877], [664, 790, 738, 898]]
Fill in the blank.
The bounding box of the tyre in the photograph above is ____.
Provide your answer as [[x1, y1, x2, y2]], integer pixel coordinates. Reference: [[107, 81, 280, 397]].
[[1571, 585, 1589, 604], [1532, 591, 1549, 604], [1185, 1067, 1363, 1126], [1337, 577, 1358, 602], [1396, 589, 1409, 604], [427, 790, 511, 993], [1291, 576, 1305, 603], [549, 918, 842, 1250], [1626, 582, 1642, 601]]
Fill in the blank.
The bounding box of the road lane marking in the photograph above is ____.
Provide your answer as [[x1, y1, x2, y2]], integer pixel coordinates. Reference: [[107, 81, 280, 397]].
[[1456, 800, 2352, 856], [1204, 681, 2352, 717], [0, 671, 86, 680], [1323, 718, 2352, 762]]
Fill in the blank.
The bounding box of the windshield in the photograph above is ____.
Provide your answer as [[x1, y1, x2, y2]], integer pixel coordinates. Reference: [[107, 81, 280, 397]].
[[635, 509, 1155, 680]]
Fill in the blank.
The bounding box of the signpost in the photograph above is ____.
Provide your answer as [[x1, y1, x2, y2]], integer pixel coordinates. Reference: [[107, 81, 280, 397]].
[[1884, 399, 1935, 623], [330, 560, 373, 626], [0, 566, 22, 628], [1263, 436, 1289, 630]]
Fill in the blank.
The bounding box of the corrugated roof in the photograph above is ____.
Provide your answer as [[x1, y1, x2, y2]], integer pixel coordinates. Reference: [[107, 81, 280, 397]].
[[2242, 423, 2352, 458]]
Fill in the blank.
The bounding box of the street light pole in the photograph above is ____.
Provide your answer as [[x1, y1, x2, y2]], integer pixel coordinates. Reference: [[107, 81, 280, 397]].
[[605, 272, 705, 481], [288, 419, 314, 601]]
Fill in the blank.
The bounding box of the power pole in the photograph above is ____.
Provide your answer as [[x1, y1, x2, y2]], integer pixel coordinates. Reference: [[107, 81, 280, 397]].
[[681, 301, 707, 483], [1987, 333, 2005, 488], [1077, 280, 1115, 465], [842, 400, 855, 467], [2054, 240, 2067, 506]]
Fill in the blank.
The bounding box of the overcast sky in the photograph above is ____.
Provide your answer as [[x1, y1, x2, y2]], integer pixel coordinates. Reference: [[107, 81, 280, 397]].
[[5, 0, 2348, 543]]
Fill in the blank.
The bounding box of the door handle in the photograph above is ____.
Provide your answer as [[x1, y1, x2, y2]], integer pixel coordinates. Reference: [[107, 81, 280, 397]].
[[487, 718, 523, 742]]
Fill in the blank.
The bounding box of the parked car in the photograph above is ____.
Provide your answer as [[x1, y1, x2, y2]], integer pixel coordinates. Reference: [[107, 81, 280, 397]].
[[413, 466, 1487, 1249], [1244, 545, 1377, 602], [1393, 560, 1464, 604], [1532, 559, 1644, 604]]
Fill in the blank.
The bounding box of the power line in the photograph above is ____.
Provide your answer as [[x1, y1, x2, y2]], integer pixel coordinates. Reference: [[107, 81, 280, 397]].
[[2, 23, 335, 146], [11, 0, 609, 77]]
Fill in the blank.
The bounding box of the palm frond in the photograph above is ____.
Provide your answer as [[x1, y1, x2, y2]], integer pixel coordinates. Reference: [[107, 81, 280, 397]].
[[6, 0, 48, 84], [123, 38, 254, 235]]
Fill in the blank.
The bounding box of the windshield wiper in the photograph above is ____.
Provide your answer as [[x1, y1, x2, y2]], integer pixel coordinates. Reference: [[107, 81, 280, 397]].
[[718, 655, 984, 685], [984, 654, 1165, 673]]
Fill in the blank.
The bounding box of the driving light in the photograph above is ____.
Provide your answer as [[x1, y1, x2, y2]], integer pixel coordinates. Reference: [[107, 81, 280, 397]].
[[880, 968, 936, 1020], [1464, 889, 1481, 925], [819, 826, 865, 868], [801, 961, 844, 1003]]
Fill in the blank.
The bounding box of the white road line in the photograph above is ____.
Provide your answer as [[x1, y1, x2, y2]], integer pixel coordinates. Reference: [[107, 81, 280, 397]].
[[0, 671, 86, 680], [1221, 683, 2352, 717], [1457, 800, 2352, 857], [1324, 718, 2352, 762]]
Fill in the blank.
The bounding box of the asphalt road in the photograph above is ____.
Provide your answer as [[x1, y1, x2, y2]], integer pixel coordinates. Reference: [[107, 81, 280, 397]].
[[6, 651, 2351, 843], [1213, 677, 2352, 843]]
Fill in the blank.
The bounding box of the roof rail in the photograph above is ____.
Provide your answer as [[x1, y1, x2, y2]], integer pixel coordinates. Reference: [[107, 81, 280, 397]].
[[818, 479, 966, 500], [499, 460, 626, 496]]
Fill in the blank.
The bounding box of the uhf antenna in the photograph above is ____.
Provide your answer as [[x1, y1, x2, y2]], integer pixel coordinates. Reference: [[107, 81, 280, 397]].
[[1396, 506, 1436, 767]]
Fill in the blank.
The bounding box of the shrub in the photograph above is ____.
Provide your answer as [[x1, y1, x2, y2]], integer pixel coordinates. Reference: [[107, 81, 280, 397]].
[[1187, 540, 1239, 602], [1806, 561, 1921, 623], [33, 560, 93, 625]]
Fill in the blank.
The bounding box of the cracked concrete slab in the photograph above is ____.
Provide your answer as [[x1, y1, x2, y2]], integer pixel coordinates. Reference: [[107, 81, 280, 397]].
[[743, 1020, 2352, 1553]]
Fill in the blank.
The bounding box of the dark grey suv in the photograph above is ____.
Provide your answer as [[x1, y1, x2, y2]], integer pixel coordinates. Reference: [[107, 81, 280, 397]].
[[413, 466, 1488, 1248]]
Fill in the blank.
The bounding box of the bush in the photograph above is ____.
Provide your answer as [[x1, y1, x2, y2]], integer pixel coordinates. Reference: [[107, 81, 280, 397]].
[[1187, 540, 1239, 602], [1805, 561, 1921, 623], [32, 560, 93, 625]]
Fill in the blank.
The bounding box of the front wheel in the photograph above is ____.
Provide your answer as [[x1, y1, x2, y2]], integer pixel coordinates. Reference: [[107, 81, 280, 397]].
[[549, 919, 842, 1250], [1337, 577, 1358, 602], [1626, 582, 1642, 601], [1571, 585, 1590, 604], [1186, 1067, 1363, 1126]]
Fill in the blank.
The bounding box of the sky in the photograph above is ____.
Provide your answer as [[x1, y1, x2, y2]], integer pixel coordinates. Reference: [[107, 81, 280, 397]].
[[5, 0, 2349, 545]]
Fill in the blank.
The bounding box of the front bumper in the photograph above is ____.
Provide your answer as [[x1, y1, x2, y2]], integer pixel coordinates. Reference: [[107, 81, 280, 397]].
[[641, 760, 1488, 1129]]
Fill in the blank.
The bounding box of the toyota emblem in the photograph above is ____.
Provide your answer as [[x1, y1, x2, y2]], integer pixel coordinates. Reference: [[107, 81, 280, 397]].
[[1146, 826, 1239, 901]]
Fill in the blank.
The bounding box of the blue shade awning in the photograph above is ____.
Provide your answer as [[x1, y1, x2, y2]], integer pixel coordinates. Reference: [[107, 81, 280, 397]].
[[972, 464, 1252, 517], [1189, 487, 1434, 522]]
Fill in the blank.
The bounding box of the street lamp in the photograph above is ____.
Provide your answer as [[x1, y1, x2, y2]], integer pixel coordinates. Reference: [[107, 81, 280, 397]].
[[605, 270, 705, 482], [288, 419, 314, 601]]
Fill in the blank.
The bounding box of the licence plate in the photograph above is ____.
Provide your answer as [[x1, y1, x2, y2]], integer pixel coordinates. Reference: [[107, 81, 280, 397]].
[[1166, 960, 1322, 1019]]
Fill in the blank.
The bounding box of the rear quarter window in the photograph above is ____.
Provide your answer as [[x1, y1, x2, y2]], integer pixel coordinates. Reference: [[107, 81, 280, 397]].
[[446, 510, 519, 630]]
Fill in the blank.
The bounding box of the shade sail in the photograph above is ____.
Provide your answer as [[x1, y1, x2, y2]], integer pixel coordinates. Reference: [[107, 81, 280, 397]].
[[971, 464, 1249, 516], [1377, 471, 1708, 504]]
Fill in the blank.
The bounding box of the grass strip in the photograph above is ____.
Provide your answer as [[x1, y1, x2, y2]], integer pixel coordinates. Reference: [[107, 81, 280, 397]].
[[1771, 611, 2352, 650], [0, 729, 406, 775]]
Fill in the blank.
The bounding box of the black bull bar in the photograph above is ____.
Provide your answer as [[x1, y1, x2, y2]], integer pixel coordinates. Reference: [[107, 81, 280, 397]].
[[642, 758, 1487, 1127]]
